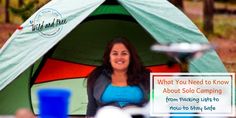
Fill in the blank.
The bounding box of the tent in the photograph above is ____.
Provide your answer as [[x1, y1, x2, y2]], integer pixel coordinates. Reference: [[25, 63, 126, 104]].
[[0, 0, 226, 115]]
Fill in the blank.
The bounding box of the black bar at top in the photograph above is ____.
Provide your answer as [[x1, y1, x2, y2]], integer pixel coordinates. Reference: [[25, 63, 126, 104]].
[[103, 0, 119, 5]]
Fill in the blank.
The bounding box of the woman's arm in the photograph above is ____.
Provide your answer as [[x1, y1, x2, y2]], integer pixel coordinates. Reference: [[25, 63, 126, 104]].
[[86, 87, 98, 117]]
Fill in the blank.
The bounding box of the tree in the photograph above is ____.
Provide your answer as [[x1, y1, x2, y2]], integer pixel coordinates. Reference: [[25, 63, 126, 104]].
[[5, 0, 10, 23], [203, 0, 214, 34], [18, 0, 23, 7], [169, 0, 184, 11]]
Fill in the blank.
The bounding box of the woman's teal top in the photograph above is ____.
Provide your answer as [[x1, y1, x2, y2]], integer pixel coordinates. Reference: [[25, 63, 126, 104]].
[[101, 83, 144, 107]]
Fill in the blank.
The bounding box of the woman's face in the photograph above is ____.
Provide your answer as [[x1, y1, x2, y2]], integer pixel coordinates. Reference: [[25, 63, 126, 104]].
[[110, 43, 130, 72]]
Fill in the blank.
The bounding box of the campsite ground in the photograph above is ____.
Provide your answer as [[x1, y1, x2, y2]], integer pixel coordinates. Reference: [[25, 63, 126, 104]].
[[0, 0, 236, 73]]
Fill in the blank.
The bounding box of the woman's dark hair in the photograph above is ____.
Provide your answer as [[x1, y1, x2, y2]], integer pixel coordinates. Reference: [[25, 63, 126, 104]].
[[87, 37, 150, 90]]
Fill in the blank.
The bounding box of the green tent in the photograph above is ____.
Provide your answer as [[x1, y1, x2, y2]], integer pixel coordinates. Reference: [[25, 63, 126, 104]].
[[0, 0, 226, 115]]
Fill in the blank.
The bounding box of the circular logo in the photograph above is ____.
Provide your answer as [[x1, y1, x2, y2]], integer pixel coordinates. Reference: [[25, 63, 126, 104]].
[[33, 8, 64, 38]]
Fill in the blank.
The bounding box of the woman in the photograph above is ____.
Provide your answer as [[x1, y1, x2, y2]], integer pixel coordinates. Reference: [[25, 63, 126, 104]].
[[86, 37, 150, 117]]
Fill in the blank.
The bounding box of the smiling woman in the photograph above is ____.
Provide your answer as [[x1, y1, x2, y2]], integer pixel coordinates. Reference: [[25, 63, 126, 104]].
[[86, 37, 150, 117]]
